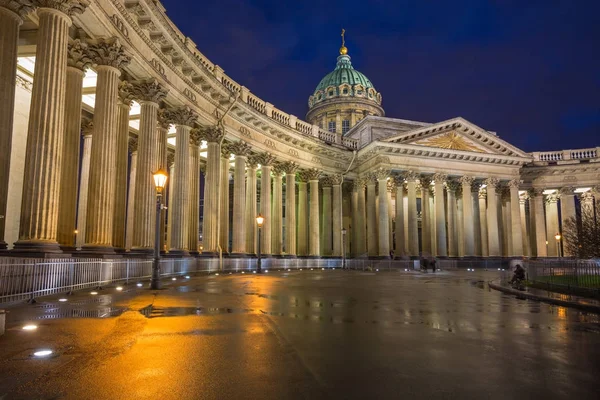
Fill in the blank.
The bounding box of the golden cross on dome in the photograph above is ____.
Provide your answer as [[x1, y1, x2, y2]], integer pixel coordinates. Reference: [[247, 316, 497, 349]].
[[339, 28, 348, 55]]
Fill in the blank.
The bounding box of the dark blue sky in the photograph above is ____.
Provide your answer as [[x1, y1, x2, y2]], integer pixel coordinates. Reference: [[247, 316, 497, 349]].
[[161, 0, 600, 152]]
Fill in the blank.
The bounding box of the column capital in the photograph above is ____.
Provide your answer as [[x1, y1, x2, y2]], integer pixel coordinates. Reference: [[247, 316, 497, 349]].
[[246, 154, 259, 169], [301, 168, 321, 182], [320, 176, 333, 188], [66, 38, 92, 71], [545, 193, 559, 204], [580, 191, 594, 203], [374, 167, 390, 181], [165, 106, 197, 128], [459, 175, 474, 186], [253, 151, 276, 167], [500, 185, 511, 201], [87, 37, 130, 70], [167, 151, 175, 168], [559, 186, 575, 196], [330, 174, 343, 186], [508, 179, 522, 189], [81, 117, 93, 137], [478, 189, 487, 199], [130, 78, 168, 104], [0, 1, 35, 19], [272, 162, 287, 177], [446, 179, 460, 193], [228, 140, 251, 157], [189, 129, 203, 147], [420, 175, 432, 187], [118, 80, 135, 107], [387, 178, 396, 193], [432, 173, 447, 184], [157, 107, 171, 129], [31, 0, 89, 17], [199, 163, 207, 174], [197, 125, 224, 143], [485, 177, 500, 189], [220, 143, 232, 159], [354, 177, 367, 189], [280, 161, 299, 174], [528, 188, 544, 197], [128, 137, 138, 153], [402, 170, 419, 182]]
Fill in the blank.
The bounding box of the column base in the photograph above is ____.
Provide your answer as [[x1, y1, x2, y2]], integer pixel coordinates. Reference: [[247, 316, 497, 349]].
[[0, 241, 7, 250], [371, 255, 391, 260], [167, 249, 190, 258], [127, 248, 154, 258], [12, 240, 65, 257], [229, 253, 249, 258], [198, 252, 218, 258], [78, 245, 120, 258]]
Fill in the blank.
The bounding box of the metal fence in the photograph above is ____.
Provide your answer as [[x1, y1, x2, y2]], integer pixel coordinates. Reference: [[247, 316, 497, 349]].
[[525, 259, 600, 291]]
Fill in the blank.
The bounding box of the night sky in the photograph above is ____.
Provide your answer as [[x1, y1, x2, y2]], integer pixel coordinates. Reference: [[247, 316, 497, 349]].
[[160, 0, 599, 152]]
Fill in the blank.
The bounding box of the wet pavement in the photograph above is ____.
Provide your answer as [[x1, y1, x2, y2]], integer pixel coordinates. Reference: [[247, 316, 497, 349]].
[[0, 269, 599, 399]]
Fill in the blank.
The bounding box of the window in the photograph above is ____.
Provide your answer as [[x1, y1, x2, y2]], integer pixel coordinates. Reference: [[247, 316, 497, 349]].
[[328, 121, 336, 133], [318, 121, 323, 129], [342, 120, 350, 134], [329, 90, 334, 96], [343, 88, 348, 94], [357, 89, 363, 95]]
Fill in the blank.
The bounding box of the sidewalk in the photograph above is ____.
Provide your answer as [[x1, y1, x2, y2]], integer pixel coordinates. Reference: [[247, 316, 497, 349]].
[[488, 280, 600, 314]]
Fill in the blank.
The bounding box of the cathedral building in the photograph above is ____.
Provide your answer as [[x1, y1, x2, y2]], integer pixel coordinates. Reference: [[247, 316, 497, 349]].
[[1, 0, 599, 261]]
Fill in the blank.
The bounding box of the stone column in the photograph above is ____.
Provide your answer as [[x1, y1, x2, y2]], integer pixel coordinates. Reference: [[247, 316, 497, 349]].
[[166, 107, 197, 255], [394, 176, 406, 258], [199, 127, 224, 255], [76, 120, 93, 248], [283, 162, 299, 256], [501, 188, 512, 256], [256, 152, 276, 256], [272, 164, 285, 255], [375, 169, 391, 258], [351, 181, 358, 256], [508, 179, 523, 256], [355, 178, 367, 256], [331, 174, 343, 257], [219, 147, 231, 253], [156, 109, 170, 252], [80, 39, 130, 253], [112, 81, 134, 251], [0, 3, 33, 249], [446, 180, 459, 257], [559, 187, 575, 257], [320, 176, 333, 256], [478, 189, 489, 257], [520, 195, 530, 257], [387, 180, 395, 252], [457, 192, 464, 257], [366, 174, 378, 256], [306, 168, 322, 256], [14, 2, 89, 253], [57, 39, 90, 249], [188, 132, 202, 254], [471, 184, 482, 256], [245, 157, 258, 255], [420, 176, 432, 254], [297, 171, 309, 256], [580, 191, 595, 224], [485, 178, 501, 257], [405, 172, 419, 257], [230, 141, 251, 255], [125, 139, 138, 251], [130, 79, 168, 253], [545, 193, 560, 257], [433, 173, 447, 257], [460, 176, 475, 256], [165, 154, 175, 252], [530, 189, 547, 257]]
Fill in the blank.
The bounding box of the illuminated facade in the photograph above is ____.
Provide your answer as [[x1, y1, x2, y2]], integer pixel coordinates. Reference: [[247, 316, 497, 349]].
[[1, 0, 599, 260]]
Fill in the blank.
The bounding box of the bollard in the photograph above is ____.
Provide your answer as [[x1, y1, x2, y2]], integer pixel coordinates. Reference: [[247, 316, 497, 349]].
[[0, 310, 5, 336]]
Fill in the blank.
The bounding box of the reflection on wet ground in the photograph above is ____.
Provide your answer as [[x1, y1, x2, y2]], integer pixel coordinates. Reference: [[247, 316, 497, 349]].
[[2, 269, 600, 399]]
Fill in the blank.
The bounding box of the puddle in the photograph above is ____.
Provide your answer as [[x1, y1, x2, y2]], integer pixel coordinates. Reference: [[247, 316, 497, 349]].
[[138, 305, 254, 318]]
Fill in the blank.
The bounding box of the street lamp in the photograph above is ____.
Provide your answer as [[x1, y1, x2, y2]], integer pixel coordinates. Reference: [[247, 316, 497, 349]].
[[151, 169, 168, 290], [555, 232, 562, 258], [256, 214, 264, 273], [341, 228, 347, 269]]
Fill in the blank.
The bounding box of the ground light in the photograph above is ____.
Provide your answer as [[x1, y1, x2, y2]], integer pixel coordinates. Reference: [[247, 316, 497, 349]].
[[185, 275, 190, 279], [136, 283, 143, 287], [215, 273, 219, 276], [116, 286, 123, 291], [172, 277, 176, 281], [265, 270, 268, 273], [33, 350, 53, 358], [22, 325, 37, 331], [253, 271, 256, 274], [58, 298, 67, 302], [90, 291, 98, 295]]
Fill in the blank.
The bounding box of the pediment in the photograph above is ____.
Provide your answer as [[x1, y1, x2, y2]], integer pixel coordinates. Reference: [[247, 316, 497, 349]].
[[383, 117, 530, 158]]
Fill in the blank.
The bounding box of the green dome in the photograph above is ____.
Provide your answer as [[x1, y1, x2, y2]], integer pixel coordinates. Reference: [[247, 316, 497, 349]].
[[314, 55, 375, 92], [308, 54, 382, 109]]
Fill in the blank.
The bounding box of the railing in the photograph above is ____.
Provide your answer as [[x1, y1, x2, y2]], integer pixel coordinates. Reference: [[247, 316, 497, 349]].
[[342, 137, 358, 149], [532, 147, 599, 162], [525, 259, 600, 291], [271, 109, 290, 126], [295, 120, 313, 136], [0, 258, 199, 304], [246, 93, 266, 114], [221, 75, 240, 94], [319, 129, 336, 144]]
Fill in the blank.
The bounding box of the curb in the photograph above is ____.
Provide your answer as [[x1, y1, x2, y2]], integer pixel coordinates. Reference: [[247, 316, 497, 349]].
[[488, 281, 600, 314]]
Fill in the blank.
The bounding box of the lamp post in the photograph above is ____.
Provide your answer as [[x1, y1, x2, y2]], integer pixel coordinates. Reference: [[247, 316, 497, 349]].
[[341, 228, 347, 269], [555, 233, 562, 258], [256, 214, 264, 273], [151, 169, 168, 290]]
